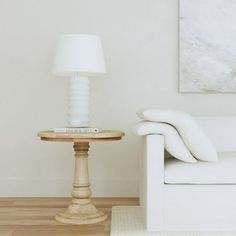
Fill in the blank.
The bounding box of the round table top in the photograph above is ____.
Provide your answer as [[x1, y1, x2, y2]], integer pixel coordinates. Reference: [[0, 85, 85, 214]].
[[38, 130, 125, 142]]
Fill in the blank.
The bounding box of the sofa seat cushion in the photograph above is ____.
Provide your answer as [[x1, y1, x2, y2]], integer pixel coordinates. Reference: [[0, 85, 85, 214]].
[[165, 152, 236, 184]]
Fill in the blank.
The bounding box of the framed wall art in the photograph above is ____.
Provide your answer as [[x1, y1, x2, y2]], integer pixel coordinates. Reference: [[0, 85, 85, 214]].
[[179, 0, 236, 93]]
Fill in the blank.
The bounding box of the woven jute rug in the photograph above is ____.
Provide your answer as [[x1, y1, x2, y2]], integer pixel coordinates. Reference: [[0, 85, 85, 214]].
[[111, 206, 236, 236]]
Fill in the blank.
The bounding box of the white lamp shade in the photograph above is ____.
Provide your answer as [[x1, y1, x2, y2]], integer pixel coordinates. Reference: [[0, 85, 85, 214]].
[[52, 34, 106, 77]]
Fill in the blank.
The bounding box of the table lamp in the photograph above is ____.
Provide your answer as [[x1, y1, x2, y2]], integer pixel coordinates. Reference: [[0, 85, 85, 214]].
[[52, 34, 106, 127]]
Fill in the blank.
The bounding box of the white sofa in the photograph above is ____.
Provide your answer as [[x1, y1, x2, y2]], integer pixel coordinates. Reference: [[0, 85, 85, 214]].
[[140, 117, 236, 232]]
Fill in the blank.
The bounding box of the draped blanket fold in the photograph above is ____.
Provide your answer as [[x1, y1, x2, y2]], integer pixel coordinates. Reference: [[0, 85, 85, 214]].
[[133, 109, 218, 163]]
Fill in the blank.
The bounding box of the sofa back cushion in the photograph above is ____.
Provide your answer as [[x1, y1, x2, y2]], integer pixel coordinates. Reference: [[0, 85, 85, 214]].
[[196, 117, 236, 152]]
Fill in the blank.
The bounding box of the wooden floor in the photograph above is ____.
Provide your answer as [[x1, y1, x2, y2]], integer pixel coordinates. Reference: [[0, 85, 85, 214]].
[[0, 198, 139, 236]]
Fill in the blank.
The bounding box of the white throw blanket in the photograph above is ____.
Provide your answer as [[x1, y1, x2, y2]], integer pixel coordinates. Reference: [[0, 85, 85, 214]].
[[133, 109, 218, 163]]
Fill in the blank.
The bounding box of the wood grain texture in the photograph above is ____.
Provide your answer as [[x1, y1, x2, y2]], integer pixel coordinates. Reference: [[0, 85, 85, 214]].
[[55, 143, 107, 225], [0, 197, 139, 236], [38, 130, 125, 143]]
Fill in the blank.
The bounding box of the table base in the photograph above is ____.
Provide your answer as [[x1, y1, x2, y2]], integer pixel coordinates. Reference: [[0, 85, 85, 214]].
[[55, 202, 107, 224]]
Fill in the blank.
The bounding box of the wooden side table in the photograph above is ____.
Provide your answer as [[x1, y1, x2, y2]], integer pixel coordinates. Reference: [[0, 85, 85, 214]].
[[38, 130, 124, 224]]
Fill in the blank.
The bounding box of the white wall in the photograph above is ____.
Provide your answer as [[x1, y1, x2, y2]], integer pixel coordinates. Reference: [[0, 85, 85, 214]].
[[0, 0, 235, 197]]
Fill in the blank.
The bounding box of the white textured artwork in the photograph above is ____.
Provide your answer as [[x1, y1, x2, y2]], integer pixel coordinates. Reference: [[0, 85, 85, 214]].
[[179, 0, 236, 93]]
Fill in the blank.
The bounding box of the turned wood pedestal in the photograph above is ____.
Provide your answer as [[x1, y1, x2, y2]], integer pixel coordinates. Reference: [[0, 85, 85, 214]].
[[38, 130, 124, 225]]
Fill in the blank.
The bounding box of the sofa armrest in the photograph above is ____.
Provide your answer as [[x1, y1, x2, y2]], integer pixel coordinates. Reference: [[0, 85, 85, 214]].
[[140, 134, 165, 231]]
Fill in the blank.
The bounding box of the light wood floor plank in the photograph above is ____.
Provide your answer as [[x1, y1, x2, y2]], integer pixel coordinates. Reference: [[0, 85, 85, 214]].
[[0, 197, 138, 236]]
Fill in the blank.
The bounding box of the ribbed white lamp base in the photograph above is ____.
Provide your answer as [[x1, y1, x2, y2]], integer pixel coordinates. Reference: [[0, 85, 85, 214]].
[[68, 74, 90, 127]]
